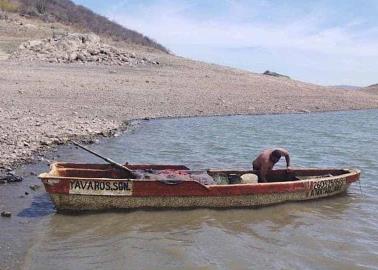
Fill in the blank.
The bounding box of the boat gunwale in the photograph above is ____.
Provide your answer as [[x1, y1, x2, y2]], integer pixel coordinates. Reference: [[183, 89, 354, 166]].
[[39, 165, 360, 188]]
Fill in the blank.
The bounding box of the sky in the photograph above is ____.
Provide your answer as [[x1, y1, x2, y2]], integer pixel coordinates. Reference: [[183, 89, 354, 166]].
[[73, 0, 378, 86]]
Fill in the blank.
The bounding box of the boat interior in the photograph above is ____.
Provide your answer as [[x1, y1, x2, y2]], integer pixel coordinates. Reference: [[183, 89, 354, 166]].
[[44, 163, 351, 185]]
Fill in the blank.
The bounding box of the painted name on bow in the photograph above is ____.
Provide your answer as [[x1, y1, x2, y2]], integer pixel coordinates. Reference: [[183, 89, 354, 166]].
[[69, 179, 132, 196], [309, 177, 346, 197]]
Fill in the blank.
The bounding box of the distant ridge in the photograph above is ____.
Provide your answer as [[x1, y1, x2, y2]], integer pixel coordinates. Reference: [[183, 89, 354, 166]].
[[331, 85, 362, 90], [12, 0, 169, 53]]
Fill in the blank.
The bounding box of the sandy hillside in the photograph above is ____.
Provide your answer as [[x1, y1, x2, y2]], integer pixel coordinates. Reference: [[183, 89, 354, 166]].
[[1, 13, 378, 171]]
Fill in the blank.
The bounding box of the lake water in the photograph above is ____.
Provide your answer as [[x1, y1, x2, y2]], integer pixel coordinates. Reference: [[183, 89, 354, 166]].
[[1, 110, 377, 270]]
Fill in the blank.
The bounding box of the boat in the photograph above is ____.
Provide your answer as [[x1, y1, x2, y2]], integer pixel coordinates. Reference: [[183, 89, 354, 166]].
[[39, 162, 360, 212]]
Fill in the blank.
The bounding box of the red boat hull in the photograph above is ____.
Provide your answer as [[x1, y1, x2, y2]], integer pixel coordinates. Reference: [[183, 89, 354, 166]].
[[39, 163, 360, 211]]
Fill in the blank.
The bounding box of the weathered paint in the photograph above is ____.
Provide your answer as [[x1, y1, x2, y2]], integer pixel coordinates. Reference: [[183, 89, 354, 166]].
[[39, 163, 360, 211]]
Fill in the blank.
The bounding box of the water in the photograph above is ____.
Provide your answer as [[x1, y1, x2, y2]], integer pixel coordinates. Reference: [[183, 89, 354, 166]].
[[1, 110, 377, 270]]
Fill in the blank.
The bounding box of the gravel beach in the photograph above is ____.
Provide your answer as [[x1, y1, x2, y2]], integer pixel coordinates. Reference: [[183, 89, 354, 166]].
[[1, 56, 378, 171]]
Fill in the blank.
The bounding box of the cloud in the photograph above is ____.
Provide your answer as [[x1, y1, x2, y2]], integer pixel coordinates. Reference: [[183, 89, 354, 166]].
[[103, 0, 378, 85], [108, 1, 378, 57]]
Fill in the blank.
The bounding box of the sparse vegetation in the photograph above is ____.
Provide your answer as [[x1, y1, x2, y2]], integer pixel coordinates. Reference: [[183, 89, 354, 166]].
[[0, 0, 18, 12], [12, 0, 169, 53]]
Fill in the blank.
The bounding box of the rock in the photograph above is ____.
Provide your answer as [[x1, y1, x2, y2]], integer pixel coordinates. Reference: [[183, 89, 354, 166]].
[[87, 139, 99, 144], [84, 33, 100, 43], [299, 109, 311, 113], [52, 138, 63, 145], [28, 40, 43, 48], [69, 52, 78, 61], [77, 53, 85, 61], [100, 131, 109, 137], [29, 184, 40, 191], [11, 33, 156, 66], [0, 172, 23, 183], [88, 48, 99, 55], [1, 211, 11, 218], [263, 70, 290, 79], [25, 191, 29, 195], [40, 140, 49, 146]]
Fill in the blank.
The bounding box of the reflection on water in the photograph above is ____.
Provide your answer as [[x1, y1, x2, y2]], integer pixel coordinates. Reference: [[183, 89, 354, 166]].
[[1, 110, 378, 270]]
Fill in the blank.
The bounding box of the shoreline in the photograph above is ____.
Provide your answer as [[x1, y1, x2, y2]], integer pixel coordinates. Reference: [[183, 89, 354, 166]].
[[1, 58, 378, 177], [129, 106, 378, 121], [1, 107, 377, 179], [0, 120, 131, 177]]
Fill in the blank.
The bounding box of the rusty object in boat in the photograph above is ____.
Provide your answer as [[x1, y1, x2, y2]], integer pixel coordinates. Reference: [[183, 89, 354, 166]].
[[38, 163, 360, 212]]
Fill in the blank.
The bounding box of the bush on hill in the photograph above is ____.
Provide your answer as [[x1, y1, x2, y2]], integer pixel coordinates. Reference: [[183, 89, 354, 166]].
[[12, 0, 169, 53]]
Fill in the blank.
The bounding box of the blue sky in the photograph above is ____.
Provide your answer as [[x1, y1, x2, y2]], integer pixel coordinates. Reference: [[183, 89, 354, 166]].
[[73, 0, 378, 86]]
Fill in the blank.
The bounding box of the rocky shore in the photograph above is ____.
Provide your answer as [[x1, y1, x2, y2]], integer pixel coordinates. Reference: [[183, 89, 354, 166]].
[[1, 55, 378, 177]]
